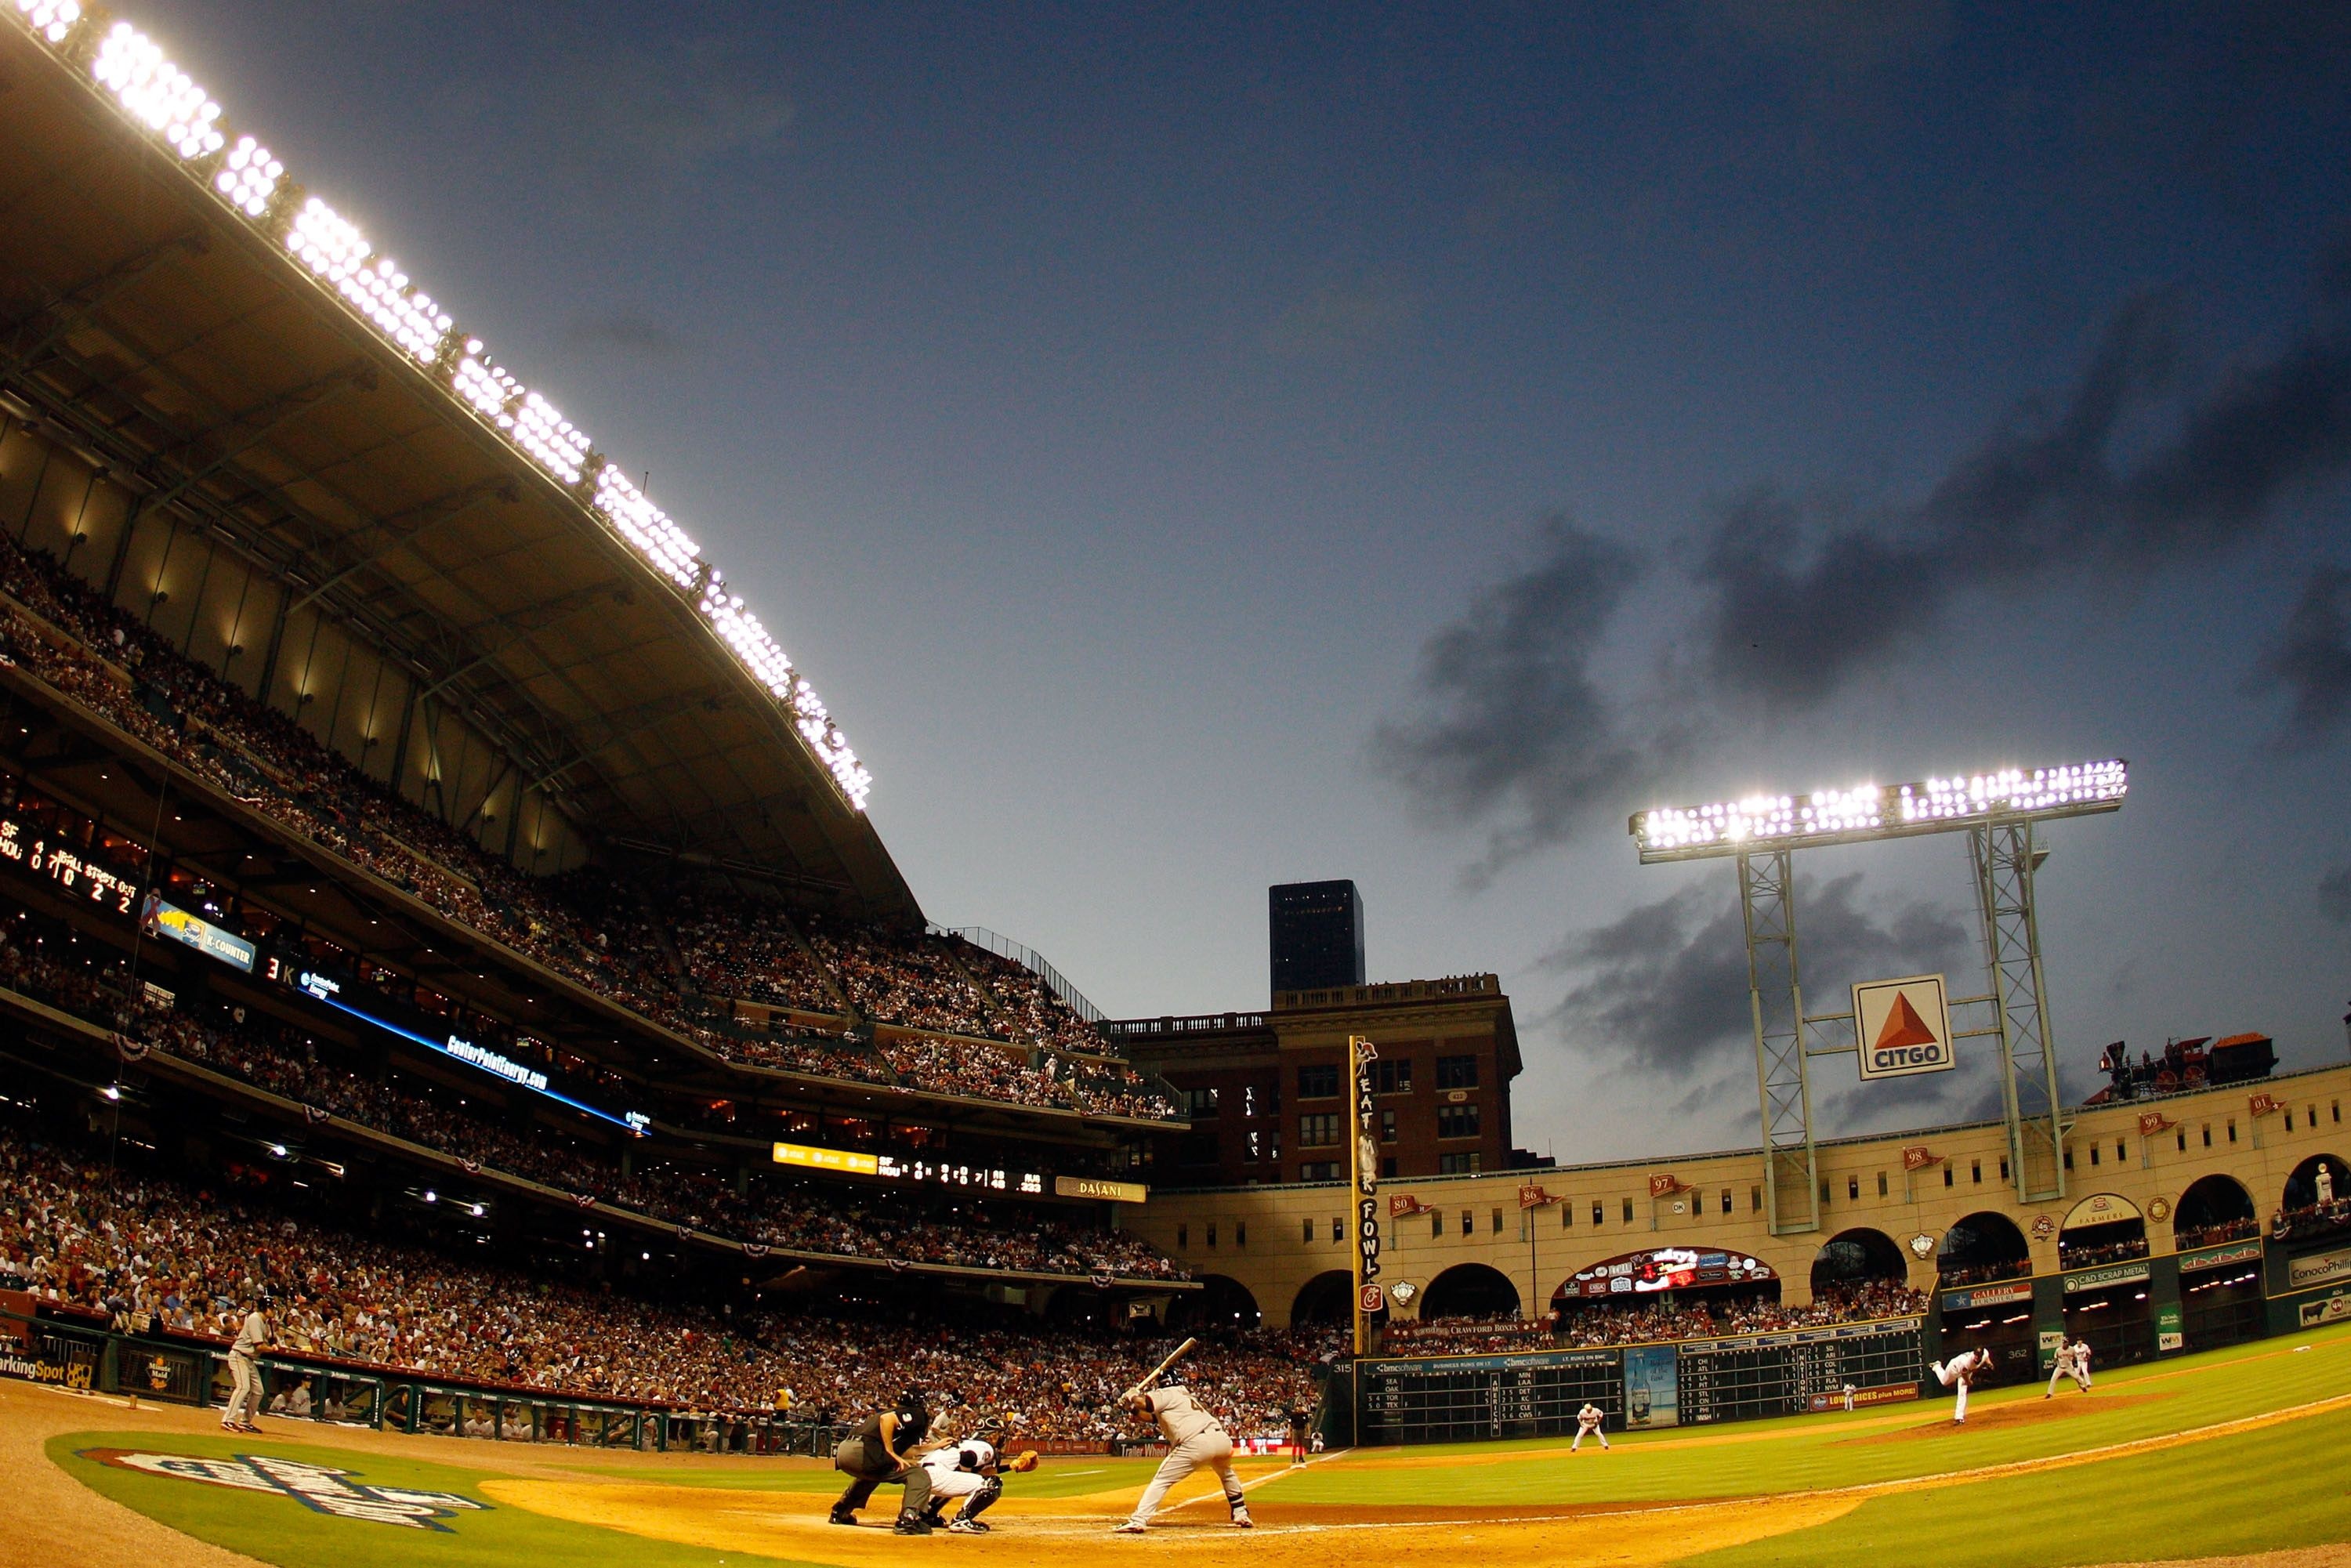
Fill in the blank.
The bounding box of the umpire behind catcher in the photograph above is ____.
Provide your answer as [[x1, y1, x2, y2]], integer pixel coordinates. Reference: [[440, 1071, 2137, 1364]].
[[831, 1386, 937, 1535]]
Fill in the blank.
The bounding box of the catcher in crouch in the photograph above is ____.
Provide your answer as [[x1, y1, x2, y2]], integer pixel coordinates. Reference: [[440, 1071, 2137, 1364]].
[[1114, 1382, 1252, 1534], [915, 1430, 1038, 1534]]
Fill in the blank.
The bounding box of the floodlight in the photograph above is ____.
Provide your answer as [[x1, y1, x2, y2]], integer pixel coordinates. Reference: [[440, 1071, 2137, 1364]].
[[16, 1, 81, 45], [1630, 759, 2127, 863], [6, 0, 878, 810]]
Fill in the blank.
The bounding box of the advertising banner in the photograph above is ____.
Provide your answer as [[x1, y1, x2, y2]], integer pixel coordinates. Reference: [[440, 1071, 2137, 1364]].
[[1622, 1344, 1679, 1429], [2288, 1247, 2351, 1289], [1564, 1248, 1774, 1299], [1804, 1385, 1918, 1413], [1053, 1175, 1147, 1204], [2061, 1262, 2151, 1293], [139, 893, 257, 972], [1349, 1037, 1382, 1347], [2298, 1290, 2351, 1328], [1941, 1280, 2033, 1312], [2156, 1302, 2183, 1353], [1852, 973, 1954, 1081], [2177, 1239, 2264, 1274]]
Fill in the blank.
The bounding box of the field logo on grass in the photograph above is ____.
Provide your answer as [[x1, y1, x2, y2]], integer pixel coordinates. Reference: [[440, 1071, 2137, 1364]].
[[78, 1449, 490, 1531]]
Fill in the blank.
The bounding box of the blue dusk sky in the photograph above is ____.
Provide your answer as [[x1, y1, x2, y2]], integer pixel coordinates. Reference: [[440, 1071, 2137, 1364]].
[[122, 1, 2351, 1159]]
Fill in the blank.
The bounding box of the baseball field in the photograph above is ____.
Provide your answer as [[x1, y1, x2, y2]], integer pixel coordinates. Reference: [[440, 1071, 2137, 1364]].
[[9, 1324, 2351, 1568]]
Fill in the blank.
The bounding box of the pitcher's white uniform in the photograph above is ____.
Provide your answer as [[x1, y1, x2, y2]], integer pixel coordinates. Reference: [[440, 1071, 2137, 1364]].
[[1929, 1347, 1991, 1423], [1570, 1402, 1610, 1451], [1119, 1386, 1249, 1531]]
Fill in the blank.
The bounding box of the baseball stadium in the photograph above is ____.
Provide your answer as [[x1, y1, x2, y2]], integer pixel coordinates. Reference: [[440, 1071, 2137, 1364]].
[[2, 6, 2348, 1567]]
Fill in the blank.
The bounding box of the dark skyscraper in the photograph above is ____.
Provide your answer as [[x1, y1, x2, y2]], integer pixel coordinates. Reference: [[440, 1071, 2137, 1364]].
[[1269, 880, 1365, 995]]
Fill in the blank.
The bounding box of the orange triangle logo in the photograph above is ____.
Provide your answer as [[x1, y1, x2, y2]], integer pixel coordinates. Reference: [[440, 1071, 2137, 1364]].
[[1874, 992, 1939, 1052]]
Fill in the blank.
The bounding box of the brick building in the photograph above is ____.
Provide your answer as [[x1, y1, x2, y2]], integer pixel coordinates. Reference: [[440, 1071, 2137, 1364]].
[[1109, 974, 1521, 1186]]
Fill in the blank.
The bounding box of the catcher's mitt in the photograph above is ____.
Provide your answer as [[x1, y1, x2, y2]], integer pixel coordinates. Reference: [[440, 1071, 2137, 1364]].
[[1011, 1450, 1041, 1473]]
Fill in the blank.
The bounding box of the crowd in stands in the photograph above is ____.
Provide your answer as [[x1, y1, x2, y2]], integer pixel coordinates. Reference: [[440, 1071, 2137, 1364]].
[[1936, 1258, 2030, 1287], [671, 895, 841, 1015], [1550, 1280, 1927, 1348], [1381, 1311, 1552, 1354], [2172, 1216, 2260, 1249], [0, 1121, 1302, 1436], [0, 917, 1179, 1281], [0, 536, 1176, 1121], [958, 941, 1104, 1056], [2273, 1198, 2351, 1244], [2056, 1234, 2151, 1269]]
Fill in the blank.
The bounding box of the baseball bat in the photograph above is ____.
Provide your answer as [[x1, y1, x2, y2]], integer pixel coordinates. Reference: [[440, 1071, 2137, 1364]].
[[1123, 1336, 1198, 1400]]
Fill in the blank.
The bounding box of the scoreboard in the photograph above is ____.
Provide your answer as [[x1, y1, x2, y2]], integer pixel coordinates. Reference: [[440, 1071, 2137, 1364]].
[[1358, 1349, 1619, 1443], [1357, 1319, 1922, 1444], [1675, 1320, 1922, 1425]]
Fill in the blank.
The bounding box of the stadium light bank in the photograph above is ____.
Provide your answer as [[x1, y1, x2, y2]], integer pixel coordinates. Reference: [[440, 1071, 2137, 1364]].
[[1628, 755, 2129, 1231], [5, 0, 872, 811], [1629, 759, 2129, 864]]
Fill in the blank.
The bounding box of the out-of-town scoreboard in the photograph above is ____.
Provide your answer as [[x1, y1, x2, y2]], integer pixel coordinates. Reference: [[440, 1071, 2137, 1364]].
[[1355, 1317, 1923, 1443]]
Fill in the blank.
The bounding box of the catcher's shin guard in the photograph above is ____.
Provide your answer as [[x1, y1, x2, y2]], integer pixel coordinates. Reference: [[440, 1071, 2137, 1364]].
[[962, 1476, 1003, 1520]]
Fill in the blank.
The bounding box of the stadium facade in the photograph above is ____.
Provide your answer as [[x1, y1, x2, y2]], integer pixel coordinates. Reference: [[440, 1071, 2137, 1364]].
[[1132, 1061, 2351, 1359]]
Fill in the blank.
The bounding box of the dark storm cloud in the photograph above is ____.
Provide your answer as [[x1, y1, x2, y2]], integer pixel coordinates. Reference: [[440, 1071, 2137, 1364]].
[[1694, 274, 2351, 708], [1368, 518, 1649, 870], [2253, 567, 2351, 748], [1543, 871, 1971, 1082]]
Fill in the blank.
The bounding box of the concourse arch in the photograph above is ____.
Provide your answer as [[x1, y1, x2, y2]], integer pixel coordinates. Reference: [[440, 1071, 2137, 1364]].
[[2057, 1193, 2153, 1371], [1935, 1211, 2030, 1287], [2172, 1175, 2257, 1248], [1291, 1270, 1356, 1327], [1186, 1274, 1260, 1331], [1419, 1263, 1523, 1320], [1811, 1228, 1909, 1295], [2173, 1176, 2263, 1352], [2283, 1153, 2350, 1216]]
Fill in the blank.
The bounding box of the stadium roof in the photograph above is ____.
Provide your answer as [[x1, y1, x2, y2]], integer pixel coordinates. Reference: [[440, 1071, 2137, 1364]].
[[0, 5, 918, 918]]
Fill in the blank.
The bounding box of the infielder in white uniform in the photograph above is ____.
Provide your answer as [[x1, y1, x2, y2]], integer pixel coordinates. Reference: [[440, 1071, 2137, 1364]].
[[2068, 1339, 2092, 1392], [1114, 1384, 1252, 1534], [2045, 1340, 2078, 1398], [1929, 1346, 1993, 1424], [1570, 1402, 1610, 1451], [222, 1295, 272, 1433]]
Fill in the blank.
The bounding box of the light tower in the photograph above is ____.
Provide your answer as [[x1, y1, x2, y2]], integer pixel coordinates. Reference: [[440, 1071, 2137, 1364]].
[[1629, 759, 2128, 1234]]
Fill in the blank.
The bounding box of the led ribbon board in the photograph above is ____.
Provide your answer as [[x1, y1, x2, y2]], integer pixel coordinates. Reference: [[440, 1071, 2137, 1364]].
[[1630, 759, 2127, 864], [291, 970, 647, 1136]]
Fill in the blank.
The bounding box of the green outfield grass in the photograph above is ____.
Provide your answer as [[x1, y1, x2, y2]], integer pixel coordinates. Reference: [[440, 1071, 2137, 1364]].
[[1685, 1405, 2351, 1568], [1249, 1324, 2351, 1510]]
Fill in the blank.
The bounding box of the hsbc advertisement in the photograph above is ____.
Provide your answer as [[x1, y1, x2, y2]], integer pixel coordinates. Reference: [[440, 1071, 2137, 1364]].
[[1853, 974, 1955, 1081]]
